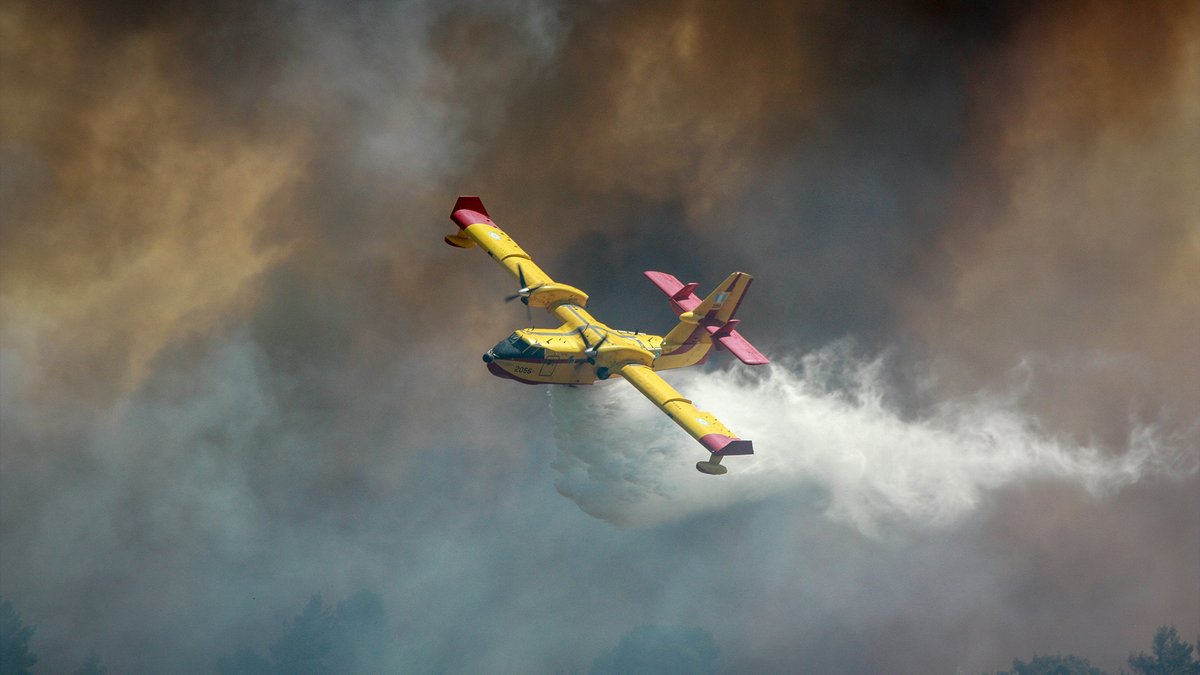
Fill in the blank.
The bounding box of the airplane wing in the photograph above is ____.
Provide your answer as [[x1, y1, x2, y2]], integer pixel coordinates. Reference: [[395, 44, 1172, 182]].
[[617, 363, 753, 475], [447, 196, 589, 310]]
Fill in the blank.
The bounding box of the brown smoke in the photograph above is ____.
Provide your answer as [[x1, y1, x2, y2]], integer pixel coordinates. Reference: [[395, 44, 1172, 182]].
[[1, 1, 1197, 672], [463, 0, 830, 239], [902, 0, 1200, 444], [1, 3, 308, 409]]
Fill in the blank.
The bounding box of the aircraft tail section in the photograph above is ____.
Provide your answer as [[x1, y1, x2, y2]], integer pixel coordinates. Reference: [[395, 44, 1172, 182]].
[[646, 271, 769, 367], [692, 271, 752, 323]]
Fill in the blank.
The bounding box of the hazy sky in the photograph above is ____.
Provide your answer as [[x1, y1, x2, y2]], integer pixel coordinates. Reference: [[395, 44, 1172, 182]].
[[2, 0, 1197, 672]]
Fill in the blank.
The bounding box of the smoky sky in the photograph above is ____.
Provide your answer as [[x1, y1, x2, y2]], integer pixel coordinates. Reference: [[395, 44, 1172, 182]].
[[1, 0, 1198, 673]]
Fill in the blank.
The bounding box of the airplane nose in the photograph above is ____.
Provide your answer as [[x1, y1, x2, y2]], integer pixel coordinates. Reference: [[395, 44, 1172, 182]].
[[482, 351, 494, 363]]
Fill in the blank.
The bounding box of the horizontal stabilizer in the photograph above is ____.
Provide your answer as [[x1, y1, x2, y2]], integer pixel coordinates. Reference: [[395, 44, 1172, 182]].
[[701, 322, 769, 365], [712, 318, 739, 338], [644, 271, 701, 314], [673, 282, 699, 301], [644, 270, 684, 295]]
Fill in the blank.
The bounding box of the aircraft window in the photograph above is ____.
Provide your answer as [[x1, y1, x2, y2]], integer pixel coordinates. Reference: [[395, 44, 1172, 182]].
[[508, 336, 538, 353]]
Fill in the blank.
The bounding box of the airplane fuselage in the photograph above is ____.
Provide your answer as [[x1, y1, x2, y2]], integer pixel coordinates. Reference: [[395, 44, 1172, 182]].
[[482, 303, 707, 385]]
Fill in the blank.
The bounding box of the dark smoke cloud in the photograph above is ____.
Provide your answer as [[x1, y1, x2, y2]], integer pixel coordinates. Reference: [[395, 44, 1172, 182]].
[[901, 0, 1200, 446], [1, 0, 1196, 673]]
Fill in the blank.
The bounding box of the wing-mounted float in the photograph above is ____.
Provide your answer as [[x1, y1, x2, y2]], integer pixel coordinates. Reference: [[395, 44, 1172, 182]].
[[444, 196, 769, 475]]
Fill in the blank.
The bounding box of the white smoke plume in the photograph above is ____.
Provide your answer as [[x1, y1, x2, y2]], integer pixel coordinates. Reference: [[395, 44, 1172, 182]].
[[550, 343, 1196, 532]]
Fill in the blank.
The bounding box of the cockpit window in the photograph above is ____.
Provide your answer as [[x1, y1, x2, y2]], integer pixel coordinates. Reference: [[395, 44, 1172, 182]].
[[495, 334, 544, 360]]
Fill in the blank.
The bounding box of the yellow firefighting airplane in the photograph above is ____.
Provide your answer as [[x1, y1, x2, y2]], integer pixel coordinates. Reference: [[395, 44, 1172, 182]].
[[445, 196, 768, 475]]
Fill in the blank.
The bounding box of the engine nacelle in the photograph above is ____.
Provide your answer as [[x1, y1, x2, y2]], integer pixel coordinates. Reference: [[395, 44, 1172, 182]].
[[592, 344, 655, 369], [526, 283, 589, 309]]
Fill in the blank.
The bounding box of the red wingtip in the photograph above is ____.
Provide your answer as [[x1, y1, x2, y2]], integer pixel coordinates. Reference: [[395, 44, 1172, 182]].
[[450, 196, 492, 230], [453, 196, 488, 217], [699, 434, 755, 456]]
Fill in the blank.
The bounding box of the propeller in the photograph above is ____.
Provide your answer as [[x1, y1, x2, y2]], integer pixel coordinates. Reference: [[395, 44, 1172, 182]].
[[504, 264, 542, 323], [504, 264, 545, 303], [582, 329, 608, 364], [572, 325, 612, 378]]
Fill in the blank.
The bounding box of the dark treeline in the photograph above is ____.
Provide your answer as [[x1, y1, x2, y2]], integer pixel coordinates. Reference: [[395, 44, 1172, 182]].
[[986, 626, 1200, 675], [0, 593, 1195, 674]]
